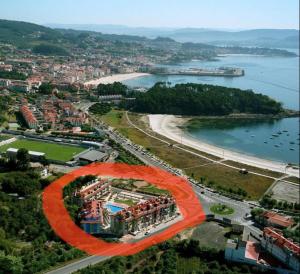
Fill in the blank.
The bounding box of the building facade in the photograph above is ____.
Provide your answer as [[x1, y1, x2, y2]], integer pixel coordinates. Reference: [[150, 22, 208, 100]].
[[20, 105, 38, 129], [110, 196, 176, 237], [261, 227, 300, 273], [77, 177, 177, 237]]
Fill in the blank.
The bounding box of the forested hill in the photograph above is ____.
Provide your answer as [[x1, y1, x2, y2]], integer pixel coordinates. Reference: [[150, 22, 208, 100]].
[[0, 19, 297, 58], [128, 83, 283, 116]]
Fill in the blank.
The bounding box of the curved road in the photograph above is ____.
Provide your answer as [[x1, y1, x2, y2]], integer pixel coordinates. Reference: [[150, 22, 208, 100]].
[[46, 107, 261, 274]]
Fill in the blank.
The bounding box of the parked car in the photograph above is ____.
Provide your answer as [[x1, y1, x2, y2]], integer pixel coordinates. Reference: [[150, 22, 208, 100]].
[[239, 168, 248, 174]]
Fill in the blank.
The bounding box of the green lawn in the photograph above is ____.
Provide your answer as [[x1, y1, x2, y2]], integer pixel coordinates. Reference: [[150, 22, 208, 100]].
[[0, 139, 86, 162], [210, 204, 234, 215], [0, 134, 13, 141], [98, 109, 124, 128], [139, 184, 169, 195], [114, 198, 136, 206]]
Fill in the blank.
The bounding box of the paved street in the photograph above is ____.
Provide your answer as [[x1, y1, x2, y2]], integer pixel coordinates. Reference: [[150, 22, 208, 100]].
[[46, 256, 110, 274], [45, 111, 258, 274]]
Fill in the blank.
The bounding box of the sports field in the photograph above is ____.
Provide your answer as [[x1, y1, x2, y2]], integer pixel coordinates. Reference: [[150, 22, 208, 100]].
[[0, 139, 86, 162]]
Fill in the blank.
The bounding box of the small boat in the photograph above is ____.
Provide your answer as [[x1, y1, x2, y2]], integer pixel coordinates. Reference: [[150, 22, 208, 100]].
[[287, 134, 290, 136], [264, 141, 268, 144], [274, 145, 279, 147], [283, 130, 288, 132], [270, 137, 274, 140], [251, 135, 255, 138], [290, 142, 295, 145], [290, 148, 295, 151], [272, 134, 279, 137]]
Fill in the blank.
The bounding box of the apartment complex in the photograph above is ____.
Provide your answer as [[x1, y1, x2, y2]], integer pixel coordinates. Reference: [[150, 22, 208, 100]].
[[77, 178, 112, 202], [110, 196, 176, 237], [79, 200, 110, 234], [78, 177, 177, 237]]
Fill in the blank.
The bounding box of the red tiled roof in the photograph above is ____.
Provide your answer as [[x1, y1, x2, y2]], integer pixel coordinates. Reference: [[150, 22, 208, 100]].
[[80, 200, 106, 224], [20, 105, 37, 124], [117, 196, 175, 221], [264, 227, 300, 256], [262, 211, 294, 228], [245, 241, 260, 261], [78, 179, 111, 199]]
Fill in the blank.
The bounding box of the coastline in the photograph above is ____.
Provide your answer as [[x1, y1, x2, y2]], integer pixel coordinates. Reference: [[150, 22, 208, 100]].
[[148, 114, 299, 177], [83, 72, 150, 87]]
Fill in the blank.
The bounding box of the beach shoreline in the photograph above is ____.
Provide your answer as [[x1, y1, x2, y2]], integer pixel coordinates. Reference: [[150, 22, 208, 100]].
[[83, 72, 150, 87], [148, 114, 299, 177]]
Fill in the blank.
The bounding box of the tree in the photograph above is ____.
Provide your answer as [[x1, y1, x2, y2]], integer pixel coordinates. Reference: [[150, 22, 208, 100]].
[[40, 156, 50, 167], [0, 251, 24, 274], [128, 83, 283, 116], [89, 103, 112, 115], [39, 82, 54, 94], [250, 208, 264, 218], [96, 82, 127, 96], [199, 176, 206, 185], [16, 148, 30, 170]]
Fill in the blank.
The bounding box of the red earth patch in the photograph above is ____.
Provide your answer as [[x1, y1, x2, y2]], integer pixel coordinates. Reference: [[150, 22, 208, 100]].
[[42, 163, 205, 256]]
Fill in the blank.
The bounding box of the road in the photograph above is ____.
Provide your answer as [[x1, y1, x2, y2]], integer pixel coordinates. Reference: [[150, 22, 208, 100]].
[[46, 107, 258, 274], [46, 256, 110, 274]]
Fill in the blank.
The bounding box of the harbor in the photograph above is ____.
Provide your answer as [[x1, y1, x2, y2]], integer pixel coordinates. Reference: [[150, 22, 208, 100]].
[[152, 67, 245, 77]]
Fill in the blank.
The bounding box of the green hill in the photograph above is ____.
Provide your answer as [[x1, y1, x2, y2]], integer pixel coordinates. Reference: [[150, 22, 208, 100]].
[[0, 19, 71, 56], [0, 19, 62, 47], [127, 83, 283, 116], [0, 19, 296, 58]]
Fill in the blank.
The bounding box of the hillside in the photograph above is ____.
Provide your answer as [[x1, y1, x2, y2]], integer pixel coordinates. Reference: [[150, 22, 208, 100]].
[[0, 19, 297, 59], [47, 24, 300, 49], [168, 28, 299, 48], [0, 19, 62, 46]]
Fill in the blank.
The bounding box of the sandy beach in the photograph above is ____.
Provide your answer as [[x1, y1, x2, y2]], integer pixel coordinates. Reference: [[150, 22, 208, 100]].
[[84, 72, 150, 87], [148, 114, 299, 177]]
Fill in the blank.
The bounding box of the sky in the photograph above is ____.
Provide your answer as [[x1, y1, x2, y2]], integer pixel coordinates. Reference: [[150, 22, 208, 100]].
[[0, 0, 299, 29]]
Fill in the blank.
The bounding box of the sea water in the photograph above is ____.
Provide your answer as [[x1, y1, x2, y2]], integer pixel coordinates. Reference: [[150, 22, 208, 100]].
[[123, 52, 299, 164]]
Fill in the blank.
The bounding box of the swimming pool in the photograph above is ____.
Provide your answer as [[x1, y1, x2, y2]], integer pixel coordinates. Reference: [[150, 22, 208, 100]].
[[105, 203, 124, 213]]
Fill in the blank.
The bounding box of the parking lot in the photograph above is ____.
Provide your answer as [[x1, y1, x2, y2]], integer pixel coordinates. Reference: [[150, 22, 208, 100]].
[[270, 180, 300, 203]]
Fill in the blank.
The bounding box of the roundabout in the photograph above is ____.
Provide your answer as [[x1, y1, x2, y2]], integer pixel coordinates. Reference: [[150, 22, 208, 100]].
[[210, 203, 235, 215]]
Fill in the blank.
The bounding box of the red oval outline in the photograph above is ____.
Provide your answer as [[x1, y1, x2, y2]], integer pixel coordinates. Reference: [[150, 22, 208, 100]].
[[43, 163, 205, 255]]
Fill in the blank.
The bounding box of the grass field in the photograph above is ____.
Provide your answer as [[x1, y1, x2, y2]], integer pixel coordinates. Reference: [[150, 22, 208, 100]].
[[97, 110, 275, 200], [0, 139, 86, 162], [114, 198, 136, 206], [0, 134, 13, 141], [112, 179, 169, 196]]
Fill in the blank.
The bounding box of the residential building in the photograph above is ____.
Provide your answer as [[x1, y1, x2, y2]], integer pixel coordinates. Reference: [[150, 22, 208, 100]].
[[77, 178, 112, 202], [225, 227, 300, 274], [110, 196, 176, 237], [20, 105, 38, 129], [0, 79, 11, 87], [261, 227, 300, 273], [261, 211, 295, 229], [10, 80, 30, 92], [80, 200, 110, 234]]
